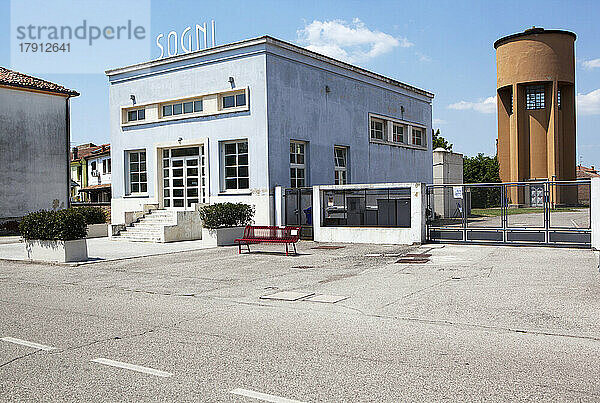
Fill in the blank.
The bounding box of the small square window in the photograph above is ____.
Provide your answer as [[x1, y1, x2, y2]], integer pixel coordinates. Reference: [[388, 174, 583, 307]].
[[194, 100, 203, 112], [183, 102, 193, 114], [223, 95, 235, 108], [128, 110, 137, 121], [173, 103, 183, 115], [235, 93, 246, 106], [163, 105, 172, 116], [137, 109, 145, 120]]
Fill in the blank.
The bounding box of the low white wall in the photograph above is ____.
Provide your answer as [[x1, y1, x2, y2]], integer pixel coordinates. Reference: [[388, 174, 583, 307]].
[[86, 223, 108, 238], [592, 177, 600, 251], [201, 226, 245, 247], [24, 239, 88, 262], [313, 182, 426, 245], [164, 211, 204, 242]]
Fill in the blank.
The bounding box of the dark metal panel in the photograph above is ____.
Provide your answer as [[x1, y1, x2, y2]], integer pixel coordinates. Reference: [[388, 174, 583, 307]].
[[430, 230, 463, 241], [549, 231, 591, 244], [467, 230, 503, 241], [506, 231, 545, 242]]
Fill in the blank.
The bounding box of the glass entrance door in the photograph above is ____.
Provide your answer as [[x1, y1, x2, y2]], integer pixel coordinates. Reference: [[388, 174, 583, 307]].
[[162, 146, 206, 208]]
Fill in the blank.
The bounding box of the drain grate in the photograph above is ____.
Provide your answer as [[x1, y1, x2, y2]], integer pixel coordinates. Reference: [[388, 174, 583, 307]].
[[312, 245, 345, 250], [396, 258, 429, 264], [291, 265, 314, 269], [404, 253, 432, 258]]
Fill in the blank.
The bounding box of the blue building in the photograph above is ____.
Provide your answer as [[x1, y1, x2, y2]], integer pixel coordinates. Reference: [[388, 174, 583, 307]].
[[106, 36, 434, 226]]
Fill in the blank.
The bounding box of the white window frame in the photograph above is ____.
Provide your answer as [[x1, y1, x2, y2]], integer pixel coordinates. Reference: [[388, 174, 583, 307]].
[[334, 146, 348, 185], [392, 123, 406, 144], [370, 117, 386, 141], [369, 113, 427, 149], [127, 108, 145, 122], [126, 150, 148, 195], [220, 140, 249, 193], [411, 127, 424, 146], [220, 90, 247, 110], [290, 140, 307, 188]]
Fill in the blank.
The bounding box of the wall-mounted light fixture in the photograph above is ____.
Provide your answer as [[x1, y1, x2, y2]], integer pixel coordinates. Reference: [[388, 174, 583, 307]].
[[325, 85, 331, 93], [228, 76, 235, 89], [178, 137, 183, 144], [130, 95, 136, 105]]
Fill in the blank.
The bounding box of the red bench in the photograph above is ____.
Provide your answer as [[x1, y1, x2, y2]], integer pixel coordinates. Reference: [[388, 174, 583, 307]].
[[235, 225, 301, 256]]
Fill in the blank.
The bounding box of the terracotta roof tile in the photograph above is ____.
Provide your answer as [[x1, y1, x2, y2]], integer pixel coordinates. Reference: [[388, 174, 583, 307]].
[[0, 66, 79, 96]]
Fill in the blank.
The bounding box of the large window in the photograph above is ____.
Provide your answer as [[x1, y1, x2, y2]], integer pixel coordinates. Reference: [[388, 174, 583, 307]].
[[127, 108, 145, 122], [392, 124, 405, 143], [526, 85, 545, 110], [222, 92, 246, 109], [222, 141, 249, 190], [334, 146, 348, 185], [411, 128, 423, 146], [127, 150, 147, 194], [370, 118, 385, 140], [290, 141, 306, 188]]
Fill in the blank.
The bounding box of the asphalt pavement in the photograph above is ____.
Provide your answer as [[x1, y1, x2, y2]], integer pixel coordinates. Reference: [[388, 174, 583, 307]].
[[0, 241, 599, 402]]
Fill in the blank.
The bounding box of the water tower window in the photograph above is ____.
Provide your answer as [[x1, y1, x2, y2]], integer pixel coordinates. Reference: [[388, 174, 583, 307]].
[[525, 85, 545, 110]]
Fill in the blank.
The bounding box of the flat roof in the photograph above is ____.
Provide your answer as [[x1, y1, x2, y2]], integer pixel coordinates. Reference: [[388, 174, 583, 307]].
[[105, 35, 433, 99], [494, 27, 576, 49]]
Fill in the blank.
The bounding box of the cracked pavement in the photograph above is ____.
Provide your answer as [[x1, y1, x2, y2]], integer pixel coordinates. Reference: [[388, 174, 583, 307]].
[[0, 241, 599, 401]]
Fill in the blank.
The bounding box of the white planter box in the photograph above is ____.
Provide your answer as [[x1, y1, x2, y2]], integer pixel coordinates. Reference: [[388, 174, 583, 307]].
[[24, 239, 88, 263], [201, 226, 245, 247], [87, 223, 108, 238]]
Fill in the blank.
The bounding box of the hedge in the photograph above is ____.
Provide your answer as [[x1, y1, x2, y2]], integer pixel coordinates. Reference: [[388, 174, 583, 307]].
[[198, 203, 254, 229], [74, 206, 107, 224], [18, 209, 88, 241]]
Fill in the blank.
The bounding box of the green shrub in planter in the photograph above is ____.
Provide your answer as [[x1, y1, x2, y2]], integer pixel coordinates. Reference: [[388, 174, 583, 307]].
[[73, 206, 107, 224], [198, 203, 255, 229], [19, 209, 87, 241]]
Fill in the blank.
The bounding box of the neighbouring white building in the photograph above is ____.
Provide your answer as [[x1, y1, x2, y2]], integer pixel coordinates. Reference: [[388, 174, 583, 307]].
[[106, 35, 434, 229], [0, 66, 78, 220]]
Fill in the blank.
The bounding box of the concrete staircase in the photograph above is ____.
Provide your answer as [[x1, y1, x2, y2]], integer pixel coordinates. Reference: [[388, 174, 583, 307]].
[[112, 209, 177, 242]]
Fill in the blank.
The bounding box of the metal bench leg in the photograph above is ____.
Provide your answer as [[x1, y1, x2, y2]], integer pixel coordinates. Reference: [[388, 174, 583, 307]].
[[285, 243, 288, 256], [238, 243, 241, 254], [293, 242, 297, 255], [247, 244, 251, 253]]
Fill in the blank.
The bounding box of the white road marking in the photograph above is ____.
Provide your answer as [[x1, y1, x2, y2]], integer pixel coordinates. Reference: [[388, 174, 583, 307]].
[[571, 219, 579, 228], [91, 358, 173, 377], [1, 337, 56, 351], [230, 388, 305, 403]]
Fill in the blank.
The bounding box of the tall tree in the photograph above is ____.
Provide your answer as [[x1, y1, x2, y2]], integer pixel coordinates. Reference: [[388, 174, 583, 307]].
[[463, 153, 501, 208], [431, 128, 452, 151]]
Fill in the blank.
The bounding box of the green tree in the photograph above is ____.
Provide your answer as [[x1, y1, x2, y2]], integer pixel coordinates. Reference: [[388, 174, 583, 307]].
[[432, 128, 452, 151], [463, 153, 501, 208]]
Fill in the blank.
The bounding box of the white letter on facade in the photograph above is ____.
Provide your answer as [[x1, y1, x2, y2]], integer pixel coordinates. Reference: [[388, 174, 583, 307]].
[[155, 33, 164, 59], [167, 31, 177, 57], [195, 23, 207, 51], [181, 26, 191, 53]]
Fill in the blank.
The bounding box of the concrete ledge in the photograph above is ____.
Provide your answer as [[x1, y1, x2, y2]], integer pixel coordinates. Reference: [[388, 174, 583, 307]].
[[87, 223, 108, 238], [201, 226, 245, 247], [24, 239, 88, 262]]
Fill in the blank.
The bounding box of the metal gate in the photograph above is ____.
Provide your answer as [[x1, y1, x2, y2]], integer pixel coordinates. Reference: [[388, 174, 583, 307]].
[[284, 187, 313, 239], [426, 180, 591, 248]]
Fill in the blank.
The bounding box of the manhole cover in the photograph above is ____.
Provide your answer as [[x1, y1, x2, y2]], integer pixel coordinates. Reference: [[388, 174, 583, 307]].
[[305, 294, 349, 304], [312, 245, 345, 250], [260, 291, 314, 301], [396, 258, 429, 264], [404, 253, 432, 258]]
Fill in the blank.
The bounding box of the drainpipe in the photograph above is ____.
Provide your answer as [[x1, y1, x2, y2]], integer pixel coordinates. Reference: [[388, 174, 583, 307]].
[[66, 96, 71, 208]]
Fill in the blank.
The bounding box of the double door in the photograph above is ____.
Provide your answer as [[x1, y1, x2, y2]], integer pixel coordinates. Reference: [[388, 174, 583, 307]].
[[162, 146, 206, 208]]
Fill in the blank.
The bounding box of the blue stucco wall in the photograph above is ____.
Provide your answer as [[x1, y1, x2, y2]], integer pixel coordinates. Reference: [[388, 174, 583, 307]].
[[265, 45, 433, 188]]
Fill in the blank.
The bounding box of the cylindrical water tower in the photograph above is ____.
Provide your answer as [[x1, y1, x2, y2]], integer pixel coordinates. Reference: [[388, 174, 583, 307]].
[[495, 27, 576, 205]]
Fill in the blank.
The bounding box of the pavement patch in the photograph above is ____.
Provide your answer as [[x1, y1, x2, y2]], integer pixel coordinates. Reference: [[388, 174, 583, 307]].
[[91, 358, 173, 378], [312, 245, 345, 250], [396, 258, 429, 264], [260, 291, 315, 301], [305, 294, 349, 304]]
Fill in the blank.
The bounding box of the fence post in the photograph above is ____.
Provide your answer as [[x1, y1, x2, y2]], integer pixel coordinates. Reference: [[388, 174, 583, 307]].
[[591, 178, 600, 251], [274, 186, 284, 227]]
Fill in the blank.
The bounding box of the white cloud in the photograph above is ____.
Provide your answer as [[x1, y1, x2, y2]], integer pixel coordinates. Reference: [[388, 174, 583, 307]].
[[432, 118, 446, 125], [297, 18, 412, 64], [581, 58, 600, 69], [577, 89, 600, 115], [448, 96, 496, 114]]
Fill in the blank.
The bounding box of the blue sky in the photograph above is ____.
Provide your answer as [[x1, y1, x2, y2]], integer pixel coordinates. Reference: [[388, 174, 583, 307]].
[[1, 0, 599, 166]]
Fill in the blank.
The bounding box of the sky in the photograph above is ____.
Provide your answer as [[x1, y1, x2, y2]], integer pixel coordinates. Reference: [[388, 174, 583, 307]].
[[1, 0, 599, 167]]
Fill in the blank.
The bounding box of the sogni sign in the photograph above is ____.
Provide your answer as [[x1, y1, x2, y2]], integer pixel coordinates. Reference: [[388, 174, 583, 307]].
[[156, 21, 216, 59]]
